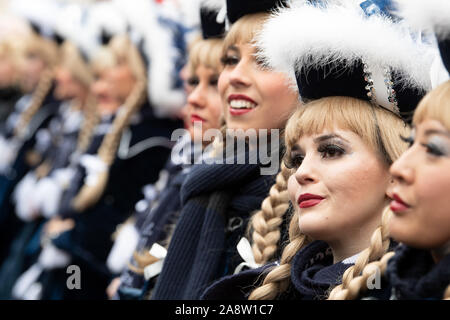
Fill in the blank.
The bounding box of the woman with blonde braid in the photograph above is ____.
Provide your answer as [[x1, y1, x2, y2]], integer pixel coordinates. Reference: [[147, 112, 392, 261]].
[[0, 38, 21, 127], [0, 37, 98, 300], [0, 26, 62, 270], [329, 0, 450, 300], [201, 1, 433, 300], [13, 40, 96, 222], [332, 83, 450, 301], [110, 1, 226, 300], [30, 30, 182, 299], [151, 0, 299, 300]]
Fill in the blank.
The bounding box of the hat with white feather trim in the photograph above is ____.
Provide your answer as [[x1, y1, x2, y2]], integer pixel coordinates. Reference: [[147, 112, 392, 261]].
[[256, 1, 435, 122], [10, 0, 61, 42], [112, 0, 188, 117], [395, 0, 450, 85]]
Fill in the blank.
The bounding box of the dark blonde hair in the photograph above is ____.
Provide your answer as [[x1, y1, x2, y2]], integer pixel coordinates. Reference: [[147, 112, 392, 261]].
[[13, 34, 58, 139], [222, 13, 269, 54], [59, 41, 94, 88], [249, 97, 409, 300], [188, 38, 224, 74], [128, 36, 226, 277], [71, 35, 147, 212], [331, 81, 450, 300], [413, 80, 450, 129]]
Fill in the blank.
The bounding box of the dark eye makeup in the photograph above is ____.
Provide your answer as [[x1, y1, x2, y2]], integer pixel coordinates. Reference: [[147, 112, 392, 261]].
[[285, 140, 347, 169]]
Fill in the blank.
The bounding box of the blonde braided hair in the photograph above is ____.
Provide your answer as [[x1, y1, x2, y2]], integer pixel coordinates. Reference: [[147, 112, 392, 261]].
[[75, 93, 99, 154], [327, 206, 393, 299], [248, 97, 409, 300], [71, 78, 146, 212], [329, 249, 450, 300], [71, 35, 147, 212], [13, 69, 54, 139], [250, 162, 291, 265], [249, 207, 311, 300]]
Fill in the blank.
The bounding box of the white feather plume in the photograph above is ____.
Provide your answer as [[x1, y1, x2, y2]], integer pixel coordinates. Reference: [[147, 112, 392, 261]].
[[395, 0, 450, 38], [113, 0, 186, 116], [256, 2, 434, 92], [10, 0, 60, 37]]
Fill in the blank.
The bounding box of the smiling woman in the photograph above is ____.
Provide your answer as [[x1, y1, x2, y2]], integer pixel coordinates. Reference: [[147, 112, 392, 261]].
[[218, 13, 298, 132], [248, 96, 408, 300], [200, 0, 434, 301], [337, 80, 450, 301], [150, 0, 298, 301]]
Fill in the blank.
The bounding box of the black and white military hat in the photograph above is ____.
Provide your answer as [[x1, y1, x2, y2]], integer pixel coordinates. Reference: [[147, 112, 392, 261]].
[[256, 1, 435, 122]]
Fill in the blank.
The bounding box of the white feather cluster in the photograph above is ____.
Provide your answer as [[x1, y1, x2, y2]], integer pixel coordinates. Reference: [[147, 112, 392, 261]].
[[256, 1, 434, 92], [10, 0, 61, 38], [395, 0, 450, 38], [113, 0, 187, 117]]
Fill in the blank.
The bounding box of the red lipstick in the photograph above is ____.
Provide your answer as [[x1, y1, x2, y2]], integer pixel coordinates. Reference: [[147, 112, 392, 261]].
[[229, 108, 254, 116], [190, 114, 205, 123], [228, 94, 257, 117], [297, 193, 324, 209], [390, 193, 411, 213], [227, 94, 257, 104]]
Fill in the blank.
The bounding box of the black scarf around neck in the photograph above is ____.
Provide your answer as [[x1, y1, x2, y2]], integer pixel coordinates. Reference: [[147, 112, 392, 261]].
[[387, 245, 450, 300], [151, 142, 278, 300]]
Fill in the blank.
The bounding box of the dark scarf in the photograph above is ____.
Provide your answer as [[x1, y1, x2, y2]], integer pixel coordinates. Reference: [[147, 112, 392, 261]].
[[290, 240, 354, 300], [117, 163, 187, 298], [151, 143, 277, 300], [202, 241, 354, 301], [387, 245, 450, 300]]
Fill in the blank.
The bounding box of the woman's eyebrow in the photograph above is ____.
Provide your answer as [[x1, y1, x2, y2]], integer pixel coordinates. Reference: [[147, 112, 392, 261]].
[[226, 45, 239, 53], [313, 134, 349, 144], [424, 129, 450, 138]]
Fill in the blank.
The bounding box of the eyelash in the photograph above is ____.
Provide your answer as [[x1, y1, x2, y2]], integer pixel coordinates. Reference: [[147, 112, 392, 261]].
[[400, 135, 444, 156], [221, 55, 239, 66], [187, 77, 199, 86], [285, 144, 345, 169], [422, 143, 445, 156], [186, 77, 219, 88], [209, 77, 219, 86], [400, 135, 414, 147], [284, 153, 304, 169]]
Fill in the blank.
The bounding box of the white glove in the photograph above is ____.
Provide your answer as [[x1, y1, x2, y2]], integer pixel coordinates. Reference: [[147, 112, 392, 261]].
[[106, 222, 139, 274], [0, 137, 19, 173], [79, 154, 107, 186], [38, 243, 72, 270], [13, 172, 39, 222], [34, 177, 63, 219]]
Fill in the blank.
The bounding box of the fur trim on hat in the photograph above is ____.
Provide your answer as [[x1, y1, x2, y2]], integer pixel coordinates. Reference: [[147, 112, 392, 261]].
[[256, 1, 434, 92]]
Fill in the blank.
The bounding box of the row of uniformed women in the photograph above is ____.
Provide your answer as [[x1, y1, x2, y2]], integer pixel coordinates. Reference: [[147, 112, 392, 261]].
[[0, 0, 185, 299], [110, 0, 449, 301], [0, 0, 448, 300]]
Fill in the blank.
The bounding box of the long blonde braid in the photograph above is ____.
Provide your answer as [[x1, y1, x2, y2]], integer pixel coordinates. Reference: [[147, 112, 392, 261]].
[[327, 206, 393, 299], [250, 162, 291, 265], [13, 69, 54, 139], [331, 249, 450, 300], [71, 78, 146, 212], [75, 93, 100, 154], [249, 208, 311, 300]]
